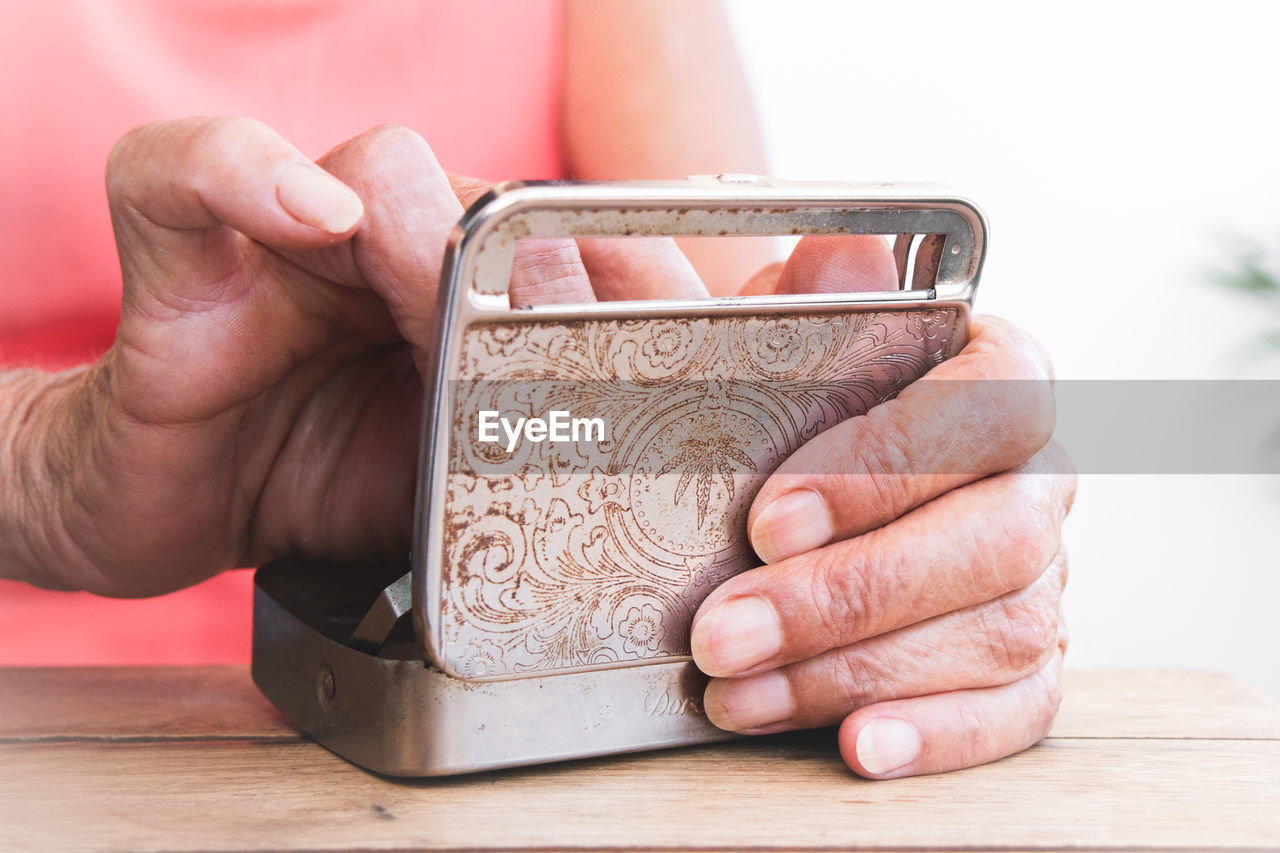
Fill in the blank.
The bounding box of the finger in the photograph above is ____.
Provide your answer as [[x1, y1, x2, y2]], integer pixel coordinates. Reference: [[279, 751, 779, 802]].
[[690, 443, 1076, 677], [509, 239, 596, 307], [738, 235, 897, 297], [448, 174, 493, 209], [295, 135, 596, 343], [770, 235, 898, 294], [739, 261, 785, 296], [442, 174, 596, 307], [107, 117, 363, 266], [748, 316, 1060, 565], [576, 237, 709, 301], [295, 125, 464, 354], [839, 651, 1065, 779], [703, 548, 1067, 732]]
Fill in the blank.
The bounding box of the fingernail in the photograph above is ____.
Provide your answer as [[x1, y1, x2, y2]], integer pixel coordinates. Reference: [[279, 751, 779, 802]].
[[751, 489, 833, 563], [277, 163, 363, 233], [855, 717, 922, 776], [691, 596, 783, 676], [705, 671, 794, 731]]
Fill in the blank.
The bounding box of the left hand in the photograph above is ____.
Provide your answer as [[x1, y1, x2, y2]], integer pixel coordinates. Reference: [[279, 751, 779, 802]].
[[693, 237, 1076, 779], [25, 118, 708, 597]]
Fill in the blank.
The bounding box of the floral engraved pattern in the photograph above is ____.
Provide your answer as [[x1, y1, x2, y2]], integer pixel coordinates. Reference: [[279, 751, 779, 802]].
[[641, 321, 693, 370], [908, 309, 953, 342], [578, 467, 629, 514], [439, 308, 964, 679], [756, 318, 802, 365], [478, 324, 522, 357], [618, 603, 665, 655], [458, 639, 506, 678]]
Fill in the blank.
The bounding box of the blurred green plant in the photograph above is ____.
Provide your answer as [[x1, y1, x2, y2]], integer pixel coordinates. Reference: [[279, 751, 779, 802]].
[[1209, 242, 1280, 476], [1210, 243, 1280, 357]]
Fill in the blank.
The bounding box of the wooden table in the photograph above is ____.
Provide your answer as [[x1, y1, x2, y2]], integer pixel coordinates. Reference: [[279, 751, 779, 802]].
[[1, 667, 1277, 852]]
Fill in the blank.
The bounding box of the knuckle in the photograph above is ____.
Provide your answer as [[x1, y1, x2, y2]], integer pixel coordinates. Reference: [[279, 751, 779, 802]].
[[976, 317, 1054, 383], [1016, 327, 1056, 384], [1048, 546, 1070, 590], [806, 551, 877, 644], [1023, 378, 1058, 451], [107, 117, 268, 205], [202, 114, 268, 142], [187, 116, 269, 161], [1041, 441, 1080, 513], [824, 648, 892, 711], [987, 375, 1055, 464], [850, 405, 919, 514], [195, 117, 273, 176], [105, 146, 135, 204], [106, 122, 148, 174], [349, 123, 431, 160], [1039, 343, 1057, 385], [980, 588, 1060, 678], [992, 480, 1060, 589], [967, 321, 1058, 454], [859, 404, 916, 475], [321, 125, 447, 196], [105, 120, 173, 199]]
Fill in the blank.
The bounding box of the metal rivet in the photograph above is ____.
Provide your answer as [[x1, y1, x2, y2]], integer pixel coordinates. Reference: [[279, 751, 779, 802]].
[[317, 664, 336, 710]]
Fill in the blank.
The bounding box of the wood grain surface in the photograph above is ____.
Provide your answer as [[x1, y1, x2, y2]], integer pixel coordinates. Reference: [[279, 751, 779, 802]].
[[1, 667, 1278, 852]]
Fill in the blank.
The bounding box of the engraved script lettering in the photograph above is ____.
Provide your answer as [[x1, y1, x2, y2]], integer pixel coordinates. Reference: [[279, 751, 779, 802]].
[[643, 689, 704, 718]]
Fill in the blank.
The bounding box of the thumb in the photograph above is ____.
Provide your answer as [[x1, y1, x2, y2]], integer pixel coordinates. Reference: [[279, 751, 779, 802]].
[[107, 116, 365, 301]]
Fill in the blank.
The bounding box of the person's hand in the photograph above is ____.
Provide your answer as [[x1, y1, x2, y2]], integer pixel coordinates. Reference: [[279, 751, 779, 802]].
[[15, 119, 454, 594], [692, 237, 1076, 779], [19, 118, 697, 596]]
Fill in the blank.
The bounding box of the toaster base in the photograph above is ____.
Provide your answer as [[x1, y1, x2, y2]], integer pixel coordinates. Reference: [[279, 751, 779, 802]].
[[250, 559, 729, 777]]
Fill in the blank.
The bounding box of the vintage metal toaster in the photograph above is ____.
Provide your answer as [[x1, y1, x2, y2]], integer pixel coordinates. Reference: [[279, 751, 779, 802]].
[[252, 177, 986, 776]]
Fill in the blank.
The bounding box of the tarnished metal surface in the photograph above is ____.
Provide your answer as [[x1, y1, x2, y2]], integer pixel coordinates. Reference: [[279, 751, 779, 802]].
[[253, 560, 726, 777], [438, 308, 964, 680]]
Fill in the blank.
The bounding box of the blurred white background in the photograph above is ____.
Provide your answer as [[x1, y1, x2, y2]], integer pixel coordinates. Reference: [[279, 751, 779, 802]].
[[727, 0, 1280, 698]]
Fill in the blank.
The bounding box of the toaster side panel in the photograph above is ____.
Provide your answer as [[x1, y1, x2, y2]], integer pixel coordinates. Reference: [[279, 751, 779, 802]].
[[438, 308, 964, 679]]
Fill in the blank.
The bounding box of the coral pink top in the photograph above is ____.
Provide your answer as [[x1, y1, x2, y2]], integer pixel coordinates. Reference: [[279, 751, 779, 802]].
[[0, 0, 565, 663]]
